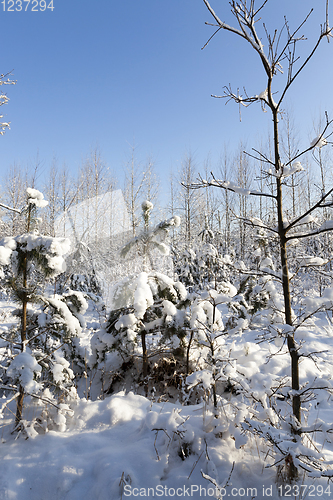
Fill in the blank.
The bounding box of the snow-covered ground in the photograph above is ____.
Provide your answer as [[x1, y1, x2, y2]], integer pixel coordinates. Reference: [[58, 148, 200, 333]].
[[1, 298, 333, 500], [0, 390, 279, 500]]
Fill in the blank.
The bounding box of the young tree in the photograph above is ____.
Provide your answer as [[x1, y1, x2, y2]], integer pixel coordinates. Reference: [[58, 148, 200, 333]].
[[92, 202, 183, 397], [0, 188, 82, 432], [190, 0, 333, 479]]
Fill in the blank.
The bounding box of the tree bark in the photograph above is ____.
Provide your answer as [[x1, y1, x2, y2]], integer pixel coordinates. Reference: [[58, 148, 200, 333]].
[[141, 330, 148, 397]]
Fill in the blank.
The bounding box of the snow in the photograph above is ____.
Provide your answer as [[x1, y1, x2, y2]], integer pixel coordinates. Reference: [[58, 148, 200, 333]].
[[0, 391, 273, 499], [51, 351, 75, 385], [141, 199, 154, 211], [186, 369, 214, 389], [258, 89, 267, 100], [162, 299, 177, 317], [133, 272, 154, 318], [319, 220, 333, 231], [0, 245, 12, 266], [298, 256, 327, 267], [115, 313, 137, 330], [1, 288, 333, 498], [311, 135, 328, 148], [2, 195, 333, 499], [0, 234, 71, 277], [212, 179, 251, 195], [280, 161, 304, 179], [27, 187, 49, 208], [46, 296, 82, 337], [6, 350, 42, 393]]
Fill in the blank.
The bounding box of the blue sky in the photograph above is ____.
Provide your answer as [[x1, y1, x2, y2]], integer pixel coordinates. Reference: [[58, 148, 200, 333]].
[[0, 0, 332, 201]]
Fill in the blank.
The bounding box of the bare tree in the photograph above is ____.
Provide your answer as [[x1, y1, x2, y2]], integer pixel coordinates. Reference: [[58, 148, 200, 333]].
[[281, 112, 303, 218], [178, 152, 205, 246], [235, 143, 253, 259], [143, 155, 159, 204], [2, 164, 28, 235], [217, 148, 234, 251], [190, 0, 333, 477], [123, 144, 147, 237], [43, 157, 60, 236]]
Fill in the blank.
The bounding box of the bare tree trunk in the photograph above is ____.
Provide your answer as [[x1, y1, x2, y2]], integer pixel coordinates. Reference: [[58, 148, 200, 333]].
[[274, 107, 301, 431], [15, 205, 32, 427], [141, 331, 148, 397]]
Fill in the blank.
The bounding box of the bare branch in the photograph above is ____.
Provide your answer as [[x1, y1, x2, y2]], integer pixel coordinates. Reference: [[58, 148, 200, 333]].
[[285, 186, 333, 234], [0, 202, 22, 214], [284, 112, 333, 167], [202, 0, 271, 76], [245, 148, 275, 167], [201, 26, 222, 50], [184, 172, 276, 199], [274, 10, 312, 74], [278, 20, 332, 107], [286, 221, 333, 242]]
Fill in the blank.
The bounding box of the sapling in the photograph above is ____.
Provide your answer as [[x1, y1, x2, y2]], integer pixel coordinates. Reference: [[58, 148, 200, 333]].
[[93, 202, 186, 397], [0, 188, 83, 431]]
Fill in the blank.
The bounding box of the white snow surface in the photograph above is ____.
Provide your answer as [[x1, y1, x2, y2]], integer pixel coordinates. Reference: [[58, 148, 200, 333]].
[[0, 390, 282, 500], [0, 338, 333, 499], [2, 319, 333, 500], [2, 286, 333, 498]]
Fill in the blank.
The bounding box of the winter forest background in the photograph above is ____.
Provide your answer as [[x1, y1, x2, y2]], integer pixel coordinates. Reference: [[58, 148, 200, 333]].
[[3, 1, 333, 499]]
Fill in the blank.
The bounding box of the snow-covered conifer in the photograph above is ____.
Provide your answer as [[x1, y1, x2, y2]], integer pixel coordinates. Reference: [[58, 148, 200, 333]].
[[0, 188, 84, 432], [92, 203, 186, 397]]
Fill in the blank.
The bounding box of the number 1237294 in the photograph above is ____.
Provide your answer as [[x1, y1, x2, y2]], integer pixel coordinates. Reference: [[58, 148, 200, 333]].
[[1, 1, 54, 11]]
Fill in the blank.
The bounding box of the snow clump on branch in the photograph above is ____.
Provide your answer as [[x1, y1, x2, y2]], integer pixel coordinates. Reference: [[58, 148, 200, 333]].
[[27, 188, 48, 208], [7, 350, 42, 393], [310, 135, 328, 148], [141, 200, 154, 212]]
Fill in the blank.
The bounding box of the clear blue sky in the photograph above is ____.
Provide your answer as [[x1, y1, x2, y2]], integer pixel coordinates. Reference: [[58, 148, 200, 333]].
[[0, 0, 332, 201]]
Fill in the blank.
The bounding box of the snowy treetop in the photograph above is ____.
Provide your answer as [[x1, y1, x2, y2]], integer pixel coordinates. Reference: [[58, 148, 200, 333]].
[[27, 188, 48, 208], [0, 234, 71, 278]]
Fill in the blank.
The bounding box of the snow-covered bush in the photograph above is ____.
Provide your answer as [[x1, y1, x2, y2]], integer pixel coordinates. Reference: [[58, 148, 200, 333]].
[[173, 217, 231, 293], [92, 202, 187, 397], [92, 270, 189, 397]]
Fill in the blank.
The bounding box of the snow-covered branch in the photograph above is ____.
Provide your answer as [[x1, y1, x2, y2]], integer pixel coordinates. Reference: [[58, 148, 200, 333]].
[[186, 173, 275, 199], [285, 186, 333, 234], [284, 112, 333, 168], [0, 202, 22, 214], [286, 220, 333, 242], [0, 71, 16, 135]]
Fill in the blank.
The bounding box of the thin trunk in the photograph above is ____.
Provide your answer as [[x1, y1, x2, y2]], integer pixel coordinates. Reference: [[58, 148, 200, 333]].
[[15, 258, 28, 426], [274, 112, 299, 479], [186, 331, 194, 376], [141, 331, 148, 397], [15, 206, 31, 427]]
